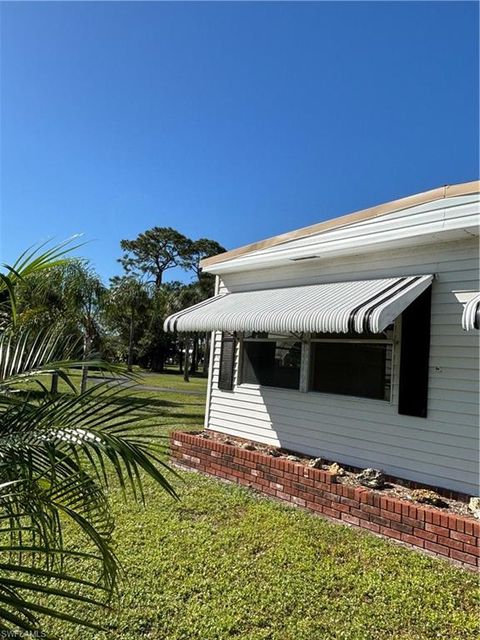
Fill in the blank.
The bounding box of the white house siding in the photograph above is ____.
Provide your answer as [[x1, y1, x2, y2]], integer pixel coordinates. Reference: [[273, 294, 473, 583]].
[[205, 237, 479, 495]]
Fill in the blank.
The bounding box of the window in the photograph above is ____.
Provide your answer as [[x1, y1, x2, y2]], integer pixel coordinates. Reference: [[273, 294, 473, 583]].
[[310, 331, 393, 401], [239, 329, 393, 399], [242, 334, 301, 390]]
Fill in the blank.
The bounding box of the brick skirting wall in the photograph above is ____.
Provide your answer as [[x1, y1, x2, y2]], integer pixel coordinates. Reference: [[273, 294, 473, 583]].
[[171, 431, 479, 569]]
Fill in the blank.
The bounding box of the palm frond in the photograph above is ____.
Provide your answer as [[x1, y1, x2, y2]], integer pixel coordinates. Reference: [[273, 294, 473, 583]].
[[0, 242, 179, 636], [0, 376, 177, 634], [0, 325, 140, 392], [0, 237, 85, 328], [8, 236, 85, 279]]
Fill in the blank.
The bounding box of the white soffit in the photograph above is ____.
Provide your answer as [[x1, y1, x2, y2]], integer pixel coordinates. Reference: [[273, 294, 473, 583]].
[[164, 275, 433, 334]]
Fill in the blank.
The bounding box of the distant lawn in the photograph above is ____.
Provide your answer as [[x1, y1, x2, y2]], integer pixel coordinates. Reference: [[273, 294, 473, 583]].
[[84, 365, 209, 391], [136, 367, 209, 391], [30, 374, 478, 640]]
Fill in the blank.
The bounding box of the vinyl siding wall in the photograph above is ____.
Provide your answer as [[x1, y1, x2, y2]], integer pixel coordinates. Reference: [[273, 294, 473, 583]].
[[205, 237, 479, 495]]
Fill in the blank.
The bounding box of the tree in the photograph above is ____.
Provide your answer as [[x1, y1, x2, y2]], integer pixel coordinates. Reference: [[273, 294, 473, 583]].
[[175, 283, 204, 379], [137, 282, 184, 372], [0, 242, 176, 637], [115, 228, 225, 376], [186, 238, 226, 298], [185, 238, 226, 280], [15, 260, 106, 393], [3, 238, 83, 331], [60, 262, 106, 393], [14, 257, 88, 393], [105, 276, 150, 372], [119, 227, 192, 288]]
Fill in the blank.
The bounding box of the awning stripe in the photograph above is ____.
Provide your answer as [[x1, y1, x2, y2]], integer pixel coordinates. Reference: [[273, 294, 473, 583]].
[[462, 293, 480, 331], [347, 277, 408, 333], [164, 275, 434, 334], [359, 276, 424, 334]]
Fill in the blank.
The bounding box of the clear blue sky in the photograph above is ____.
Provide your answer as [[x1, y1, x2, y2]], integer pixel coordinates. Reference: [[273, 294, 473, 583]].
[[1, 1, 478, 283]]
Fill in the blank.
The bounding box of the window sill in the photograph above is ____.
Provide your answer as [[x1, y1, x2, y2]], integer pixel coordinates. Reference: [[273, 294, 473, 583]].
[[236, 383, 303, 394], [307, 389, 392, 405], [236, 383, 393, 406]]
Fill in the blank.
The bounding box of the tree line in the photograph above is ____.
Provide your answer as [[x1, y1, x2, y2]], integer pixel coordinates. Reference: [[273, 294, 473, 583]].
[[15, 227, 225, 386]]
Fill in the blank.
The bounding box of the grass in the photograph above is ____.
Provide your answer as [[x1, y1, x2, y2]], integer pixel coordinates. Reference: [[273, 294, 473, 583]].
[[87, 365, 209, 392], [135, 367, 209, 391], [30, 373, 480, 639]]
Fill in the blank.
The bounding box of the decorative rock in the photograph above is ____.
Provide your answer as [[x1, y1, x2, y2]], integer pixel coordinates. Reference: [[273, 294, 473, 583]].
[[357, 468, 385, 489], [267, 448, 281, 457], [308, 457, 324, 469], [223, 439, 235, 446], [241, 442, 256, 451], [286, 455, 300, 462], [410, 489, 448, 508], [468, 497, 480, 519], [200, 432, 210, 439], [328, 462, 345, 477]]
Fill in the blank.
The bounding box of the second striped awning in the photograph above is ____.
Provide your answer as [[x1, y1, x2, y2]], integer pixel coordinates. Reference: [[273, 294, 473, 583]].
[[164, 274, 433, 334]]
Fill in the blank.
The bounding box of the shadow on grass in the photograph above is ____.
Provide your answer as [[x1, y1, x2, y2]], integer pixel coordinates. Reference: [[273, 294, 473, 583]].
[[18, 389, 205, 425], [162, 412, 205, 421], [142, 368, 208, 380], [98, 393, 183, 409], [20, 388, 181, 410]]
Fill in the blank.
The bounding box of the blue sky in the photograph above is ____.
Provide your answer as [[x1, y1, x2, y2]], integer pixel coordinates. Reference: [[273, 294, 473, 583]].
[[1, 1, 478, 283]]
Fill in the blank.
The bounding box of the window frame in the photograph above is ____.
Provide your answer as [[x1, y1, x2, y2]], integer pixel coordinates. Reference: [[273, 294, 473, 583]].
[[238, 332, 304, 392], [237, 324, 397, 403], [308, 327, 395, 403]]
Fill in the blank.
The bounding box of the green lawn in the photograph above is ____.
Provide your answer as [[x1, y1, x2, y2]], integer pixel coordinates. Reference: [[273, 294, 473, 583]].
[[34, 374, 478, 639], [135, 367, 209, 391], [84, 365, 209, 392]]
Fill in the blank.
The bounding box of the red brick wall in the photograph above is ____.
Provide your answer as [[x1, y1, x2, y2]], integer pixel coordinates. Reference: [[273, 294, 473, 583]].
[[171, 431, 479, 569]]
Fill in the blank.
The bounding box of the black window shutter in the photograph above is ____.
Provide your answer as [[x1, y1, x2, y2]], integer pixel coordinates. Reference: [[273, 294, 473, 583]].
[[218, 333, 236, 391], [398, 286, 432, 418]]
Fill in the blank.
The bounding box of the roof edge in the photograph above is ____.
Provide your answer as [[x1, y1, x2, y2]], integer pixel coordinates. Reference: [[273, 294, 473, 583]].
[[200, 180, 480, 270]]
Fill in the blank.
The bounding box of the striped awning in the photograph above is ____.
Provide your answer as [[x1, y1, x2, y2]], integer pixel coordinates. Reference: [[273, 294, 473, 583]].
[[164, 274, 433, 334], [462, 293, 480, 331]]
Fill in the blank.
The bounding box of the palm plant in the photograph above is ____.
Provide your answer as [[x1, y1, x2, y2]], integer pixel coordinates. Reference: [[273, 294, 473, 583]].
[[15, 259, 112, 394], [0, 241, 176, 638]]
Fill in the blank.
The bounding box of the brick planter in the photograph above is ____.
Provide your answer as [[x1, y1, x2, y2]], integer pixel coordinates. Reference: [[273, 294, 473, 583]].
[[171, 431, 479, 569]]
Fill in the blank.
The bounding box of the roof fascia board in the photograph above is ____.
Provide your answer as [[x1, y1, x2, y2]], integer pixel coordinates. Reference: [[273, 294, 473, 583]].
[[205, 196, 480, 275], [223, 194, 479, 261], [200, 180, 480, 270]]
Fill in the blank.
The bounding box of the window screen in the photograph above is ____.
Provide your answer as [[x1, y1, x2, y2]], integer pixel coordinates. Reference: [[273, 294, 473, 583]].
[[310, 341, 392, 400], [242, 340, 301, 390]]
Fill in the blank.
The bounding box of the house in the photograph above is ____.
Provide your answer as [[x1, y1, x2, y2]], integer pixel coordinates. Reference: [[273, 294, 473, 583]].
[[165, 181, 480, 496]]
